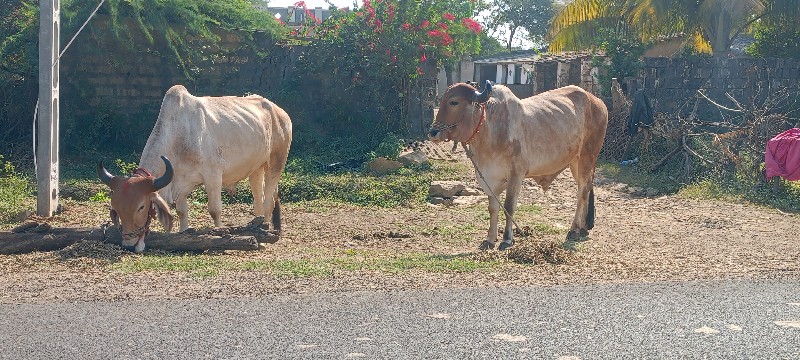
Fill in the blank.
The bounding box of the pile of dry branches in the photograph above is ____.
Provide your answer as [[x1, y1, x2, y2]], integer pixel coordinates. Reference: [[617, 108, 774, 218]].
[[649, 86, 796, 182]]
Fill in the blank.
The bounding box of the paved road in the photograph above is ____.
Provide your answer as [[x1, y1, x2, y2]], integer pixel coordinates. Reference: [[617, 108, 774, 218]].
[[2, 279, 799, 359]]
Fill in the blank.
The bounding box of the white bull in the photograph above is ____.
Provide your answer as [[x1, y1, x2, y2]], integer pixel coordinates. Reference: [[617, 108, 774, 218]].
[[98, 85, 292, 252], [429, 81, 608, 250]]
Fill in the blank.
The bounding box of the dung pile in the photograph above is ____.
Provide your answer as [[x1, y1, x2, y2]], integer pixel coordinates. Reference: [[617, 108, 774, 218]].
[[472, 226, 577, 265], [56, 239, 128, 262]]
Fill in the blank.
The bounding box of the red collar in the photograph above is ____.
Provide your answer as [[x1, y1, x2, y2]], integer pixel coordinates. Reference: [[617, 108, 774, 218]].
[[465, 103, 486, 143]]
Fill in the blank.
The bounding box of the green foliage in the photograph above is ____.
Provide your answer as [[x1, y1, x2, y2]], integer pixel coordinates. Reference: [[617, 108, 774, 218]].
[[89, 190, 111, 203], [485, 0, 555, 50], [592, 33, 646, 96], [0, 154, 32, 224], [101, 0, 284, 76], [745, 22, 800, 59], [114, 158, 139, 175], [373, 132, 405, 160], [547, 0, 800, 55]]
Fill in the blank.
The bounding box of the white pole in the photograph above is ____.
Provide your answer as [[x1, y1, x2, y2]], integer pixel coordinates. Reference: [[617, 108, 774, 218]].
[[37, 0, 60, 217]]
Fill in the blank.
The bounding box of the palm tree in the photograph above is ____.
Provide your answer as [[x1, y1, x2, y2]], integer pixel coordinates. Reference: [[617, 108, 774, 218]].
[[547, 0, 800, 57]]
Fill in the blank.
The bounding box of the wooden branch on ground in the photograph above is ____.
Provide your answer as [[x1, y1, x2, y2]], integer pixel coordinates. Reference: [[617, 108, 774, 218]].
[[0, 217, 278, 255]]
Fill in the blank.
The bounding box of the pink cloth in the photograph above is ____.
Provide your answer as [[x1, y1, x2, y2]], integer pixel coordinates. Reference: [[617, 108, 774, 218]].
[[765, 128, 800, 181]]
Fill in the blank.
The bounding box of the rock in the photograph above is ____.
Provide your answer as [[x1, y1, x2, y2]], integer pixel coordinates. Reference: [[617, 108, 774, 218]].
[[628, 186, 645, 196], [429, 181, 466, 198], [14, 210, 33, 222], [611, 183, 629, 192], [367, 157, 403, 176], [429, 197, 453, 205], [457, 186, 483, 196], [398, 150, 428, 166], [645, 188, 659, 197], [452, 195, 485, 206]]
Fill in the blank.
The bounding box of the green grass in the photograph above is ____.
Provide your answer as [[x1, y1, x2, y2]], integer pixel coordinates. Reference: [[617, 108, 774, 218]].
[[0, 175, 33, 225], [111, 249, 502, 278], [600, 160, 800, 214]]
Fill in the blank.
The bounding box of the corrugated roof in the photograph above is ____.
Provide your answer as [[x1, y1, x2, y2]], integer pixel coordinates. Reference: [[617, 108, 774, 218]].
[[473, 50, 601, 65]]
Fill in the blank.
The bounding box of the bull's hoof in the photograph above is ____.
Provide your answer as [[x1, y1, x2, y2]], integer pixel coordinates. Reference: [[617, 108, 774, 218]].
[[498, 240, 514, 251], [566, 230, 590, 242], [478, 240, 495, 251]]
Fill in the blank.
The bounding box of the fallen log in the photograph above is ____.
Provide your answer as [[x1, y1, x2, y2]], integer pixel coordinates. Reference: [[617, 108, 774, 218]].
[[0, 217, 278, 255]]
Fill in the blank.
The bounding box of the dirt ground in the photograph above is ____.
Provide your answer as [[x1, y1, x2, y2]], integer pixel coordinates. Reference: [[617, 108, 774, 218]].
[[1, 142, 798, 304]]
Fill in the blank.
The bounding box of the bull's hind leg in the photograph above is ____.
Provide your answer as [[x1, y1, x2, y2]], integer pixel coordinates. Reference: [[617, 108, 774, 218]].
[[204, 175, 224, 228], [262, 165, 281, 232], [176, 192, 190, 232], [568, 160, 596, 241], [249, 169, 266, 217]]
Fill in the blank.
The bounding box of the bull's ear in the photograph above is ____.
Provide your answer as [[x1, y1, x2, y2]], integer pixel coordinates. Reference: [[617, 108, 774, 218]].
[[109, 208, 120, 227], [150, 193, 174, 233]]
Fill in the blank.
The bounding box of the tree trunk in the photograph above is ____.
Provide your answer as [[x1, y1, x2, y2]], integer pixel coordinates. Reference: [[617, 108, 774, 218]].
[[507, 26, 517, 50], [0, 218, 278, 255], [710, 9, 732, 57]]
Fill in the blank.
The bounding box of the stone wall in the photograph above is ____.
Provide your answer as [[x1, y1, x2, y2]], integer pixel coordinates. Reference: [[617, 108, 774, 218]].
[[633, 57, 800, 118]]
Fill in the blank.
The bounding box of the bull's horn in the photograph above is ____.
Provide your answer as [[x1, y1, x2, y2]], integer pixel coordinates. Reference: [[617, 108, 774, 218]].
[[97, 161, 115, 186], [152, 156, 174, 190], [472, 80, 492, 103]]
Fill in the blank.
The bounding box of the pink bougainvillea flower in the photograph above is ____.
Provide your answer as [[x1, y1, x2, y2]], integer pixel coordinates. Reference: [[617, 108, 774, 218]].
[[419, 53, 427, 62], [402, 23, 411, 30], [294, 1, 306, 8], [416, 67, 425, 75], [427, 29, 441, 37], [462, 18, 481, 34], [438, 22, 448, 30], [440, 32, 453, 46], [442, 13, 455, 21], [420, 20, 430, 28]]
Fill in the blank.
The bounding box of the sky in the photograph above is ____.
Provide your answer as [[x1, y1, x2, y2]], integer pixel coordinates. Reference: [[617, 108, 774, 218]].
[[263, 0, 359, 9]]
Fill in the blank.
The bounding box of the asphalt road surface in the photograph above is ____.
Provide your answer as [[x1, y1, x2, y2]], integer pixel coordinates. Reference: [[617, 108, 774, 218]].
[[2, 279, 799, 359]]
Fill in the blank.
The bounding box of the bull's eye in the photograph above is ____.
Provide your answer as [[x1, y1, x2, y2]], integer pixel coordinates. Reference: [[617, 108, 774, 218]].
[[449, 101, 459, 106], [138, 205, 145, 212]]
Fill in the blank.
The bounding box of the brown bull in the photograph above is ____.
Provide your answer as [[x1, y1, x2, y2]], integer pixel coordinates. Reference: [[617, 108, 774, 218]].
[[97, 156, 174, 252], [429, 81, 608, 250]]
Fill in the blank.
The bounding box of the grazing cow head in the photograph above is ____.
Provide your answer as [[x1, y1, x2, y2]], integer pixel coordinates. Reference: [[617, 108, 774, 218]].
[[429, 80, 492, 142], [97, 156, 174, 253]]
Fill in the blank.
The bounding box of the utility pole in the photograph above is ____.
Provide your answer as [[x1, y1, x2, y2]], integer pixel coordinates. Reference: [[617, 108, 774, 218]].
[[37, 0, 60, 217]]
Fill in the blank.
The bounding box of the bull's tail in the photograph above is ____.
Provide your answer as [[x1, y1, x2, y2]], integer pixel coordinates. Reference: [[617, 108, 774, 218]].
[[586, 188, 595, 230], [272, 190, 281, 233]]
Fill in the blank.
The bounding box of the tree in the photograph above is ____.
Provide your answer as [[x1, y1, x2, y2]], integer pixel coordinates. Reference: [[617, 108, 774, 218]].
[[547, 0, 800, 57], [486, 0, 555, 50], [293, 0, 482, 135]]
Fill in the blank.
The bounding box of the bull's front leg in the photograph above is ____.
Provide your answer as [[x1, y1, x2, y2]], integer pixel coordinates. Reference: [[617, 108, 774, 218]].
[[478, 177, 506, 251], [499, 176, 523, 251]]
